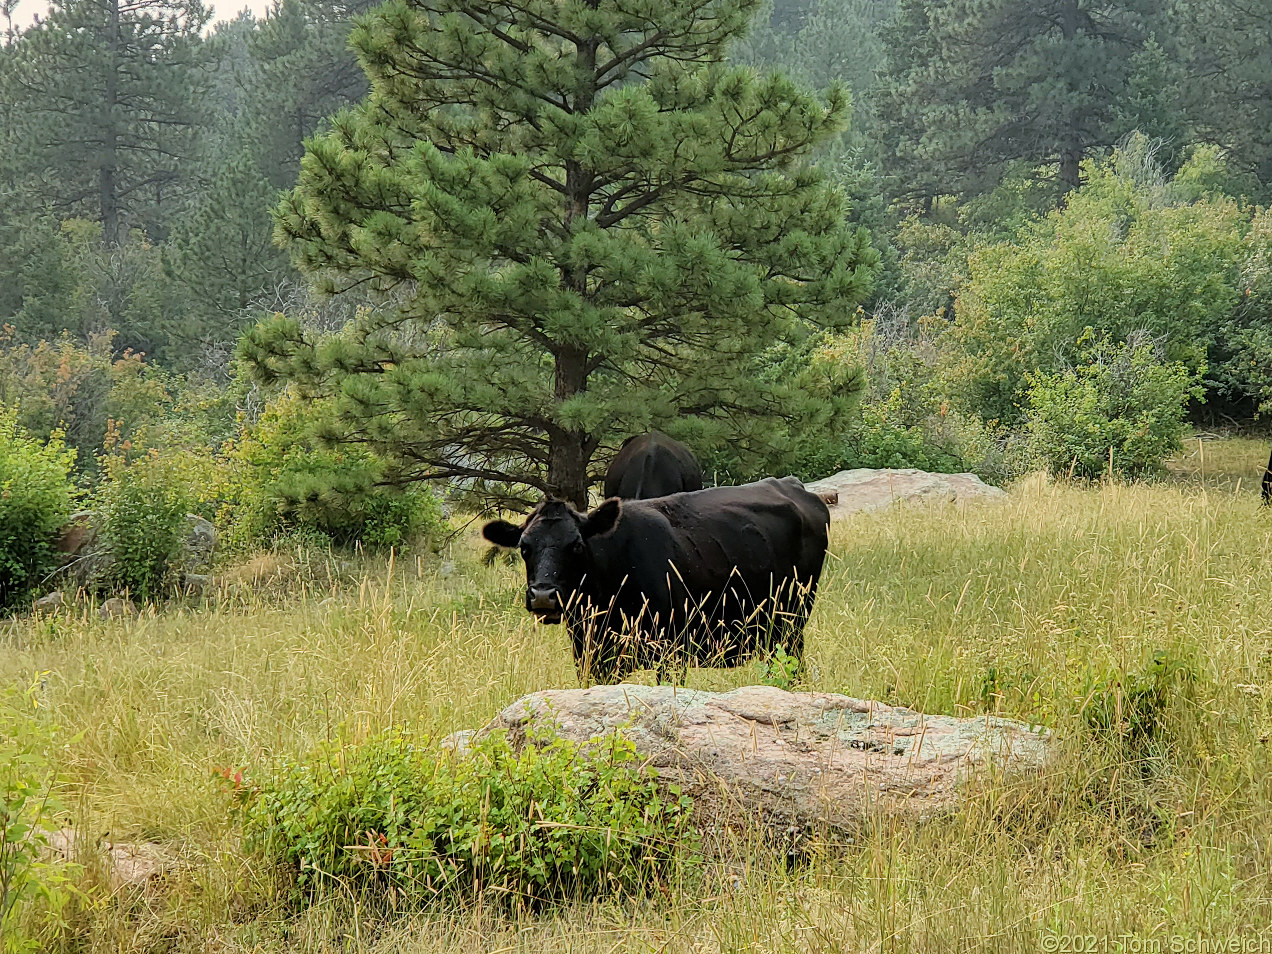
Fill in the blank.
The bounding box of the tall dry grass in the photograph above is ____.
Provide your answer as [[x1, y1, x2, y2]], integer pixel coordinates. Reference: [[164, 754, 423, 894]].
[[4, 447, 1272, 951]]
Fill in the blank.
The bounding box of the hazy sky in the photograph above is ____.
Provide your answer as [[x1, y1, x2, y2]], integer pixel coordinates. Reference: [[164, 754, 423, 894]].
[[10, 0, 276, 30]]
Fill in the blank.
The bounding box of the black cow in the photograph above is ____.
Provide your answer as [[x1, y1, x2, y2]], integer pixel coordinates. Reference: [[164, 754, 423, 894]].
[[1263, 447, 1272, 505], [603, 431, 703, 500], [482, 477, 830, 684]]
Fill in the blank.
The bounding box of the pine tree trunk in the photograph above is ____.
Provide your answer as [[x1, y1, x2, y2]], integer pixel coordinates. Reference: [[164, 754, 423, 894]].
[[1058, 0, 1083, 203], [542, 34, 601, 510], [100, 0, 121, 245], [548, 346, 591, 509], [1059, 146, 1081, 199]]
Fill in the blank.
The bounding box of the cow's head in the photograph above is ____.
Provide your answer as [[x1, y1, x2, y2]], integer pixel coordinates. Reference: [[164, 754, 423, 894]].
[[482, 498, 622, 624]]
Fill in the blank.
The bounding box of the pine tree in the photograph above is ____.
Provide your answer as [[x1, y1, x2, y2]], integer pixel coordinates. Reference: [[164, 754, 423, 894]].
[[247, 0, 878, 507], [0, 10, 27, 216], [169, 149, 290, 318], [8, 0, 211, 244], [732, 0, 896, 139], [1176, 0, 1272, 192], [876, 0, 1174, 206], [240, 0, 374, 189]]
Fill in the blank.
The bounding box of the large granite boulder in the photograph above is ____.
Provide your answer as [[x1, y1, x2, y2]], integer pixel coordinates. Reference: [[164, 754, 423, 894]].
[[445, 685, 1050, 834], [56, 510, 98, 557], [804, 468, 1007, 520]]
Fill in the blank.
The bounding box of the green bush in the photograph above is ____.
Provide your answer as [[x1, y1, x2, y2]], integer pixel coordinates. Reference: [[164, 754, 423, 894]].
[[1, 675, 79, 952], [1025, 332, 1202, 480], [744, 321, 1017, 483], [0, 414, 76, 610], [233, 728, 697, 910], [227, 391, 445, 551], [946, 143, 1248, 425], [1082, 651, 1199, 758], [1211, 207, 1272, 415], [0, 328, 235, 481], [96, 452, 195, 600]]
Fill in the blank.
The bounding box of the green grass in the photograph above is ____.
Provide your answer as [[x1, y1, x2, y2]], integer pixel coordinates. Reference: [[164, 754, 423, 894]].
[[5, 444, 1272, 951]]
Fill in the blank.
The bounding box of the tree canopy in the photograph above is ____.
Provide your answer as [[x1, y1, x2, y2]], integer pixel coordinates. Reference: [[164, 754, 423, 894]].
[[247, 0, 879, 507], [876, 0, 1174, 205]]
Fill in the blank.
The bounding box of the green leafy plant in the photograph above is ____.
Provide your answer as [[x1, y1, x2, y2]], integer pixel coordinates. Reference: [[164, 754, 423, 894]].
[[0, 412, 76, 610], [233, 727, 697, 910], [95, 451, 194, 600], [1025, 332, 1202, 480], [0, 674, 79, 953], [757, 646, 805, 691], [1082, 651, 1199, 756], [226, 390, 445, 551]]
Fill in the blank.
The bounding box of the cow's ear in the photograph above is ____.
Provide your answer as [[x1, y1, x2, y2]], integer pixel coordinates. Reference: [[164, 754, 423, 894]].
[[482, 519, 523, 548], [582, 498, 622, 538]]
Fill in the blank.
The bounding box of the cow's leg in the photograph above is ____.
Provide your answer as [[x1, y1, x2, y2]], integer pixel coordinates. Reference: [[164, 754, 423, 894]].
[[779, 576, 820, 668]]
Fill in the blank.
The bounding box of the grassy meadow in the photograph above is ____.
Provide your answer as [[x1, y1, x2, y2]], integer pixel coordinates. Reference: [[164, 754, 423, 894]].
[[5, 437, 1272, 951]]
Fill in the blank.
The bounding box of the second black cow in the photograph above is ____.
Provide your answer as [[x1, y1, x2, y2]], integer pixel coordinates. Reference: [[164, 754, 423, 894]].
[[483, 477, 830, 684], [603, 431, 703, 500]]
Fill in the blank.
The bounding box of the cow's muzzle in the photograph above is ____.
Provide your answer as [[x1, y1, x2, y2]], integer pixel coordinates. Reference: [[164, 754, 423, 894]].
[[527, 586, 563, 624]]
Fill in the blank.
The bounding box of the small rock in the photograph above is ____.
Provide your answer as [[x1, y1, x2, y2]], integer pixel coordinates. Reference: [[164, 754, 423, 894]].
[[99, 597, 139, 620], [46, 829, 174, 890], [180, 515, 217, 571], [34, 590, 65, 612], [180, 573, 213, 595]]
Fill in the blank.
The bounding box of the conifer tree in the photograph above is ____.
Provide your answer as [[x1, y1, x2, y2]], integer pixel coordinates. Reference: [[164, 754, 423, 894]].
[[1176, 0, 1272, 192], [170, 150, 290, 318], [241, 0, 375, 189], [248, 0, 878, 507], [9, 0, 210, 244], [876, 0, 1174, 206]]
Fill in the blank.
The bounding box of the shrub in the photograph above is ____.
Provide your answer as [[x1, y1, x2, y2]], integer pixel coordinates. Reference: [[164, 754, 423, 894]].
[[1082, 651, 1199, 758], [0, 328, 233, 479], [946, 143, 1248, 425], [96, 451, 195, 600], [227, 391, 445, 551], [740, 319, 1019, 483], [1, 675, 79, 952], [233, 728, 697, 910], [1211, 207, 1272, 415], [0, 414, 76, 610], [1025, 332, 1202, 480]]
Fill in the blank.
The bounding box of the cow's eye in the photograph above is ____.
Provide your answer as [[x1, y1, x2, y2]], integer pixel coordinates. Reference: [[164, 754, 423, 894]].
[[571, 540, 585, 555], [519, 544, 530, 559]]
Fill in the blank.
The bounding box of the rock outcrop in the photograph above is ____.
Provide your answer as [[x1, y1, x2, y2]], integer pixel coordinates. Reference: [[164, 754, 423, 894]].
[[33, 590, 65, 613], [804, 468, 1006, 520], [179, 515, 217, 573], [445, 685, 1050, 833]]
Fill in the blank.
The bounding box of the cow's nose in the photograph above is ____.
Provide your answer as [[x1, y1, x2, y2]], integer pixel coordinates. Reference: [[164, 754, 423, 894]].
[[528, 587, 560, 611]]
